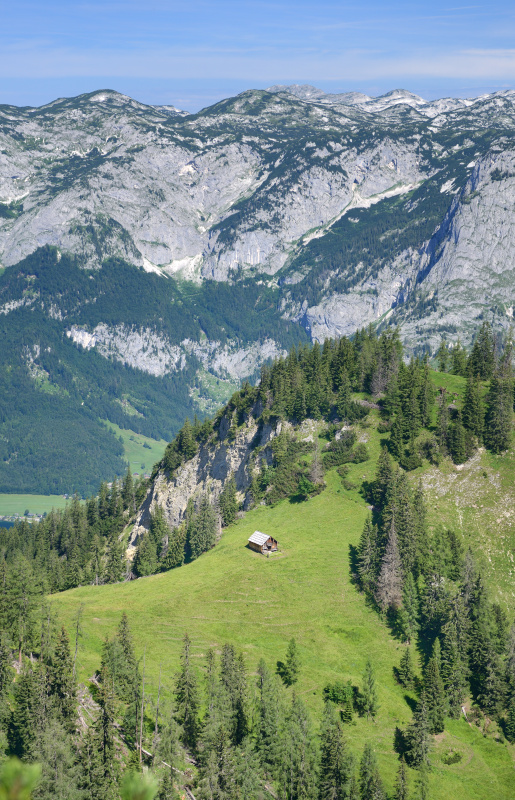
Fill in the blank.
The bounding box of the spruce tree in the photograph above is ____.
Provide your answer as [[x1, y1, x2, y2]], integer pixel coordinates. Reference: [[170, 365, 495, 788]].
[[398, 572, 419, 644], [362, 659, 379, 721], [48, 626, 76, 729], [505, 694, 515, 743], [319, 701, 354, 800], [423, 638, 446, 734], [451, 339, 468, 376], [357, 517, 379, 594], [404, 698, 431, 768], [484, 369, 513, 453], [398, 647, 415, 690], [256, 659, 283, 779], [393, 756, 409, 800], [467, 321, 495, 380], [436, 391, 449, 455], [462, 373, 484, 442], [436, 339, 449, 373], [175, 634, 200, 752], [281, 694, 318, 800], [374, 447, 395, 508], [441, 619, 467, 718], [376, 518, 403, 612], [133, 533, 158, 577], [283, 637, 300, 686], [448, 410, 467, 465], [359, 742, 384, 800], [122, 466, 136, 513], [219, 475, 238, 527], [179, 418, 197, 460], [161, 525, 186, 571]]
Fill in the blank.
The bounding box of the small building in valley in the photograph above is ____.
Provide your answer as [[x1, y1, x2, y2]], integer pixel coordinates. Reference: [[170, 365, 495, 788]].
[[248, 531, 278, 554]]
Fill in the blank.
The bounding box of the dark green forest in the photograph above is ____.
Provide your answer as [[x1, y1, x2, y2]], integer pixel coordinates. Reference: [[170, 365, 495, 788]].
[[0, 246, 307, 494]]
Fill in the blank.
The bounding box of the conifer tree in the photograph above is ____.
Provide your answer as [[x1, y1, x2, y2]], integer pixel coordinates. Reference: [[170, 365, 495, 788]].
[[187, 497, 217, 561], [374, 447, 395, 508], [376, 518, 403, 612], [423, 638, 445, 734], [436, 391, 449, 455], [122, 466, 136, 513], [281, 694, 318, 800], [219, 474, 238, 527], [48, 626, 76, 729], [357, 517, 379, 594], [116, 612, 139, 695], [448, 410, 467, 465], [451, 339, 468, 376], [362, 659, 379, 722], [104, 532, 124, 584], [462, 373, 484, 442], [398, 572, 419, 644], [467, 321, 495, 380], [398, 647, 415, 689], [175, 634, 200, 752], [436, 339, 449, 373], [133, 533, 158, 577], [283, 638, 300, 686], [179, 418, 197, 460], [440, 619, 467, 718], [393, 756, 409, 800], [390, 413, 405, 461], [319, 701, 354, 800], [161, 525, 186, 571], [484, 369, 513, 453], [256, 659, 283, 779], [95, 665, 119, 796], [505, 694, 515, 743], [359, 743, 384, 800], [404, 698, 431, 768]]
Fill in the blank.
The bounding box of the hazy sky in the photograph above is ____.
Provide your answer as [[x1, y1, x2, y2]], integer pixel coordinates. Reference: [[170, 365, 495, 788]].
[[2, 1, 515, 111]]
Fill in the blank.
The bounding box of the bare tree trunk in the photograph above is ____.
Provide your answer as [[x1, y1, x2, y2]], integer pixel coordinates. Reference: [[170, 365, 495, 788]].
[[139, 648, 146, 764], [153, 664, 162, 758], [73, 603, 84, 680]]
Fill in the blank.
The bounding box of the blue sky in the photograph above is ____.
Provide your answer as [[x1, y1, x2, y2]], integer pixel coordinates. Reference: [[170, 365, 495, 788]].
[[2, 1, 515, 111]]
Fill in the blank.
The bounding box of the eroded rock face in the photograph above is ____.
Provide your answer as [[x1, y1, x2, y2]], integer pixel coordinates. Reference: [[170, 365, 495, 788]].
[[3, 85, 515, 361], [129, 409, 279, 548]]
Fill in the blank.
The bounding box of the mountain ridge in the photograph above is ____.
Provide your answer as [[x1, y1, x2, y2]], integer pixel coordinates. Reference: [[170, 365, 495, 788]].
[[2, 83, 515, 492]]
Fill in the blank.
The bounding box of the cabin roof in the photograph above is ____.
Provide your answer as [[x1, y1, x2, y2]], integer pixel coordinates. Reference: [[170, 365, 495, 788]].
[[248, 531, 271, 546]]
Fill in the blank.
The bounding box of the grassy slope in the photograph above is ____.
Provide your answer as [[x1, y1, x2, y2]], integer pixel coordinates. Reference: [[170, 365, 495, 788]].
[[53, 383, 515, 799], [104, 421, 168, 475]]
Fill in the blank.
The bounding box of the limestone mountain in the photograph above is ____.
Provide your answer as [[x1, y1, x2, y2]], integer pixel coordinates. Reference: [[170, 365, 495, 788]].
[[1, 85, 515, 492]]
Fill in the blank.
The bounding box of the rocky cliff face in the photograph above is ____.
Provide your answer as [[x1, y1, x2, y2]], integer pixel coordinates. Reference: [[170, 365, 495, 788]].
[[129, 406, 280, 550], [2, 85, 515, 358]]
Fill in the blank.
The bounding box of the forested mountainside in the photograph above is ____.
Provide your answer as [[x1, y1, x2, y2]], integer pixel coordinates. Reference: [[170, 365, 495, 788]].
[[2, 326, 515, 798], [2, 85, 515, 493]]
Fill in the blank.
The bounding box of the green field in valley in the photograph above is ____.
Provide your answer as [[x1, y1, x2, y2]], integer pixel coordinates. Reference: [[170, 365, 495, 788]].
[[0, 492, 69, 517], [53, 401, 515, 800]]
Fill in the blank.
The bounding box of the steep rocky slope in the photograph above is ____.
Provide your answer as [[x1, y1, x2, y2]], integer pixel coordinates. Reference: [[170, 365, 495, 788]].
[[2, 85, 515, 492]]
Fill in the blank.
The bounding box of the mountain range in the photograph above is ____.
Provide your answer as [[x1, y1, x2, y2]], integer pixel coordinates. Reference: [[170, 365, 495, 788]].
[[1, 84, 515, 493]]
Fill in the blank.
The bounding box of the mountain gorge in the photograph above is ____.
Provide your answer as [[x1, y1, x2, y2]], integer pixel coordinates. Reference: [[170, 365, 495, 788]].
[[2, 85, 515, 492]]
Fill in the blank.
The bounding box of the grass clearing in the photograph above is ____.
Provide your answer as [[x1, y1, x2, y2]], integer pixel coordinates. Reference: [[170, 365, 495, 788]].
[[103, 421, 168, 475], [53, 408, 515, 798]]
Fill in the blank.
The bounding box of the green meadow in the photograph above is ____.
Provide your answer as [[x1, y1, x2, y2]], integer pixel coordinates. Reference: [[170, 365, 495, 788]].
[[53, 399, 515, 799], [0, 493, 68, 517], [102, 421, 168, 475]]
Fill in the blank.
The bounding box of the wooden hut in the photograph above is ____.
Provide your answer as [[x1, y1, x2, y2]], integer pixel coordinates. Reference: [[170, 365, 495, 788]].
[[248, 531, 278, 554]]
